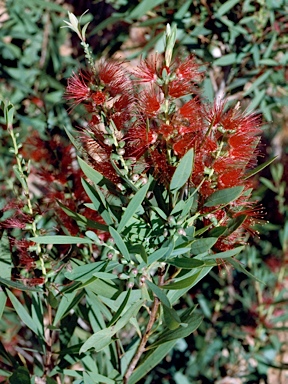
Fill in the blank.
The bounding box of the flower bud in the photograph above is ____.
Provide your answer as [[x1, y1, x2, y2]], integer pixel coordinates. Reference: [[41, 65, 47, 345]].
[[131, 173, 140, 182], [117, 148, 125, 156], [127, 281, 134, 289], [177, 228, 186, 236]]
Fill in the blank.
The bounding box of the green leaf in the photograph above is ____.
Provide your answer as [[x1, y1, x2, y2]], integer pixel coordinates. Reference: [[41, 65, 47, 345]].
[[163, 270, 202, 290], [107, 289, 131, 327], [128, 0, 166, 19], [190, 237, 218, 255], [109, 226, 130, 261], [213, 53, 237, 66], [216, 0, 239, 16], [174, 0, 193, 18], [0, 231, 12, 279], [146, 280, 171, 307], [6, 290, 39, 335], [243, 70, 272, 96], [208, 226, 227, 237], [128, 341, 178, 384], [226, 215, 247, 235], [162, 304, 182, 330], [80, 327, 114, 354], [170, 149, 194, 192], [202, 246, 245, 259], [53, 291, 85, 325], [29, 235, 93, 245], [148, 312, 202, 348], [80, 300, 143, 353], [63, 127, 82, 151], [64, 261, 105, 281], [83, 372, 115, 384], [138, 247, 170, 269], [167, 258, 204, 269], [259, 177, 277, 192], [82, 178, 114, 225], [9, 366, 30, 384], [118, 179, 151, 233], [0, 291, 7, 320], [228, 258, 265, 284], [58, 201, 108, 232], [93, 272, 118, 280], [246, 89, 266, 112], [0, 277, 41, 292], [204, 186, 244, 207], [31, 292, 44, 335]]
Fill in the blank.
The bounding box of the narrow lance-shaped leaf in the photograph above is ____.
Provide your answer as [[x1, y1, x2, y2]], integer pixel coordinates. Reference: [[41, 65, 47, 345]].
[[170, 148, 194, 192], [244, 156, 277, 180], [167, 258, 204, 269], [82, 178, 114, 225], [148, 312, 202, 349], [107, 288, 131, 327], [228, 258, 265, 284], [29, 235, 93, 245], [109, 226, 130, 261], [162, 304, 183, 330], [190, 237, 218, 255], [163, 270, 202, 290], [6, 290, 39, 335], [118, 178, 151, 233], [80, 300, 143, 353], [146, 280, 171, 307], [204, 186, 244, 207], [128, 341, 178, 384]]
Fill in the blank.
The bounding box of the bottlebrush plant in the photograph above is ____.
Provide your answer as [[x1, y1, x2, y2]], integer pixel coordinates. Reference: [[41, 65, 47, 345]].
[[0, 13, 275, 384]]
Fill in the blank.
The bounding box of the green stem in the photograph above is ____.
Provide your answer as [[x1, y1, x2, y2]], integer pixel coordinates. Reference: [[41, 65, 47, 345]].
[[9, 127, 46, 276]]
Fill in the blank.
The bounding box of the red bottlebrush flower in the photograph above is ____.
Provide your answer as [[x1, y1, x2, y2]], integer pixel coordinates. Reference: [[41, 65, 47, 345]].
[[138, 88, 161, 117], [168, 79, 196, 98], [168, 57, 203, 98], [0, 213, 33, 230], [133, 55, 159, 83], [98, 60, 132, 96], [178, 97, 202, 121], [65, 70, 91, 108], [22, 277, 45, 286], [150, 149, 175, 185], [174, 56, 203, 82], [218, 169, 243, 188], [204, 101, 226, 127], [125, 122, 158, 158], [229, 134, 259, 167], [91, 91, 106, 105], [233, 206, 264, 236], [159, 123, 175, 140]]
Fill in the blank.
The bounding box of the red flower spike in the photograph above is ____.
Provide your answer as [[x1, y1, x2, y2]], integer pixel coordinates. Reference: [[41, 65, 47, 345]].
[[174, 57, 203, 82], [168, 79, 197, 98], [65, 70, 91, 109], [91, 91, 106, 105], [138, 88, 161, 118], [133, 55, 159, 83], [218, 169, 243, 188], [98, 60, 132, 96], [150, 149, 175, 185], [178, 97, 202, 121], [125, 123, 158, 158], [159, 123, 175, 140]]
